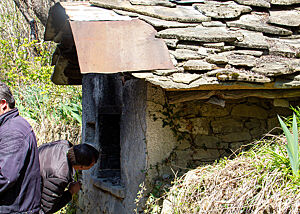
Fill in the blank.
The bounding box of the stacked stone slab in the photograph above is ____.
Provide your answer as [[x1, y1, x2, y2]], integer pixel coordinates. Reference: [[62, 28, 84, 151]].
[[91, 0, 300, 90]]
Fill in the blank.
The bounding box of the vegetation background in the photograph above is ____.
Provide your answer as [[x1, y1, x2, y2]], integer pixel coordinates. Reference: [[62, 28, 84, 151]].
[[0, 0, 82, 146], [0, 0, 81, 213], [1, 0, 299, 213]]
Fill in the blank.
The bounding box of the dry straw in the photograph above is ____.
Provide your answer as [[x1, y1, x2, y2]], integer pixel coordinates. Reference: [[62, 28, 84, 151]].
[[148, 137, 300, 214]]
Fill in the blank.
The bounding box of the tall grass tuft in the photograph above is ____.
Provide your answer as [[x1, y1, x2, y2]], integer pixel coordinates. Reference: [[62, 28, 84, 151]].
[[278, 113, 299, 177]]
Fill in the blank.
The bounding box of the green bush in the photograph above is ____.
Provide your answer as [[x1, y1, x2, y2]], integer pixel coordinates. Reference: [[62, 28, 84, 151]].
[[1, 0, 82, 213], [0, 36, 82, 145]]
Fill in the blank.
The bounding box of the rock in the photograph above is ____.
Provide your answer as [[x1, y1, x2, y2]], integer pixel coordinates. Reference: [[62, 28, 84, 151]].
[[91, 0, 211, 22], [198, 47, 210, 57], [183, 60, 216, 71], [245, 118, 261, 129], [294, 74, 300, 81], [202, 47, 221, 54], [206, 55, 229, 65], [170, 0, 205, 4], [194, 135, 225, 149], [197, 47, 223, 56], [192, 148, 223, 160], [215, 68, 271, 83], [139, 15, 199, 28], [232, 104, 268, 119], [251, 62, 290, 76], [129, 0, 176, 7], [223, 46, 235, 51], [231, 50, 263, 57], [153, 69, 179, 76], [198, 103, 229, 117], [202, 21, 226, 27], [267, 38, 300, 58], [252, 56, 300, 76], [169, 54, 178, 66], [163, 39, 178, 48], [211, 118, 244, 134], [146, 77, 189, 89], [172, 49, 203, 60], [177, 117, 210, 134], [230, 141, 248, 151], [157, 27, 239, 42], [203, 42, 225, 49], [280, 80, 300, 88], [188, 76, 219, 88], [112, 9, 140, 17], [268, 10, 300, 27], [171, 73, 202, 84], [227, 54, 257, 68], [207, 96, 225, 107], [250, 127, 264, 138], [234, 0, 271, 8], [270, 0, 300, 5], [131, 72, 155, 79], [227, 13, 293, 36], [176, 44, 199, 51], [273, 99, 289, 107], [194, 1, 252, 19], [233, 30, 269, 50], [221, 132, 252, 142], [267, 117, 280, 132], [280, 35, 300, 39]]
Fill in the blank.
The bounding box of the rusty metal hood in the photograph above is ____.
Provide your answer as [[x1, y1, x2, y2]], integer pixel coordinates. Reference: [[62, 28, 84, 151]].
[[44, 2, 174, 85], [70, 19, 174, 74]]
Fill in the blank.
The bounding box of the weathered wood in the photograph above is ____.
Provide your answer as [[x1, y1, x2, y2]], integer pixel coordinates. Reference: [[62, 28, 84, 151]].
[[167, 89, 300, 103]]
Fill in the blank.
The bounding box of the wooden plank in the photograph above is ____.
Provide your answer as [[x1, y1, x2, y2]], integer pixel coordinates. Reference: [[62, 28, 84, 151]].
[[167, 89, 300, 103]]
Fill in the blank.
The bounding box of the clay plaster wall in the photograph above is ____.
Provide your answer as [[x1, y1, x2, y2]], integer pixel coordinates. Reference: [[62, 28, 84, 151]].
[[78, 76, 148, 214]]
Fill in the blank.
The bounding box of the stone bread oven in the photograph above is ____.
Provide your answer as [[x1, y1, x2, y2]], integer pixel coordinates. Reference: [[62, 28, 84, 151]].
[[45, 0, 300, 213]]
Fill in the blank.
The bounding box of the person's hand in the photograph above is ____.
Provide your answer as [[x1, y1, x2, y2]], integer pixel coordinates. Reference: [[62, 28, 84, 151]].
[[68, 181, 82, 195]]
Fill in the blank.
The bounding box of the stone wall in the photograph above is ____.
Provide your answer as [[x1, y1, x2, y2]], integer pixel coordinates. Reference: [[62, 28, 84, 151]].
[[144, 83, 299, 183]]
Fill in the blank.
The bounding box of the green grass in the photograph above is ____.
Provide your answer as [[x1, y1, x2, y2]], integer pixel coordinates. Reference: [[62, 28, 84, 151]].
[[278, 113, 299, 176]]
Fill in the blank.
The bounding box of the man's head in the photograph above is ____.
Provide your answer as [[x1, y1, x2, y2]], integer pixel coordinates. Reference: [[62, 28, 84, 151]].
[[0, 82, 15, 115], [67, 144, 99, 170]]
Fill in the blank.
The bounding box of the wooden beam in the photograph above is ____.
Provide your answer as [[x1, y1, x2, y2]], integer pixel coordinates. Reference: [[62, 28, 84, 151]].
[[167, 89, 300, 104]]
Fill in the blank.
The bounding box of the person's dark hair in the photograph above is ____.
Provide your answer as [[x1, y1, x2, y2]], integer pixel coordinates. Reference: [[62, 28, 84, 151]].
[[67, 144, 99, 166], [0, 82, 15, 109]]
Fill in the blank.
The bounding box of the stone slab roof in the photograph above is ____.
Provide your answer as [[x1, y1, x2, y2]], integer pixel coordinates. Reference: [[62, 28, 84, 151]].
[[46, 0, 300, 91], [91, 0, 300, 90]]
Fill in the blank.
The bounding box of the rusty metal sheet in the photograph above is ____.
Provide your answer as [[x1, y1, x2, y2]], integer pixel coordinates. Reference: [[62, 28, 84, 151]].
[[70, 19, 174, 74]]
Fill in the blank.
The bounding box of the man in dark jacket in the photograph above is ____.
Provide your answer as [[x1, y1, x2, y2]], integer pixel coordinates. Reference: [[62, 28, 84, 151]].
[[39, 140, 99, 214], [0, 82, 41, 213]]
